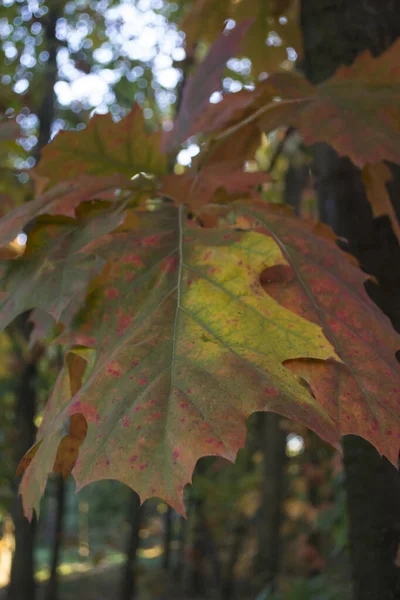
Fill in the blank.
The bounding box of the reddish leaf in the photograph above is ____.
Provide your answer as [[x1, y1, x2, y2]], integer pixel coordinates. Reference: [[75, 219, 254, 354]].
[[192, 39, 400, 169], [164, 20, 253, 152], [36, 104, 167, 189], [258, 40, 400, 167], [0, 174, 133, 250], [362, 163, 400, 243], [160, 160, 270, 209]]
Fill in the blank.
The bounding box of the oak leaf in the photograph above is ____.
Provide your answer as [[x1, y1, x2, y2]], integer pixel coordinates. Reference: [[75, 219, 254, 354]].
[[0, 174, 133, 250], [36, 105, 167, 189], [0, 203, 124, 330], [362, 163, 400, 244], [18, 351, 90, 519], [235, 202, 400, 465], [18, 204, 340, 517], [164, 19, 253, 152]]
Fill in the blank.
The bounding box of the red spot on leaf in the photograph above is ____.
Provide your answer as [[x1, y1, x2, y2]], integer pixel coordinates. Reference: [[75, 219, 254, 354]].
[[106, 288, 119, 299], [263, 386, 279, 397], [117, 314, 132, 336], [121, 416, 131, 428], [142, 234, 161, 247], [139, 463, 148, 471], [138, 377, 148, 386]]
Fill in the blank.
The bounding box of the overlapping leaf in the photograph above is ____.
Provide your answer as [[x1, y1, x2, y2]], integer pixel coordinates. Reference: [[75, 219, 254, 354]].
[[0, 174, 133, 250], [362, 163, 400, 244], [36, 104, 167, 189], [189, 39, 400, 169], [160, 160, 270, 209], [18, 351, 90, 520], [164, 20, 252, 152], [0, 203, 124, 331], [233, 202, 400, 464], [19, 204, 341, 517], [260, 39, 400, 167]]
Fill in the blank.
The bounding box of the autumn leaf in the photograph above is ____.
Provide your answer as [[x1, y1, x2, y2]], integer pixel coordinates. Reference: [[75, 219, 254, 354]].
[[18, 204, 341, 518], [0, 174, 135, 250], [36, 104, 167, 189], [233, 201, 400, 465], [160, 160, 270, 209], [0, 203, 125, 330], [256, 39, 400, 168], [164, 19, 253, 152], [362, 162, 400, 244], [189, 39, 400, 169], [18, 351, 90, 519]]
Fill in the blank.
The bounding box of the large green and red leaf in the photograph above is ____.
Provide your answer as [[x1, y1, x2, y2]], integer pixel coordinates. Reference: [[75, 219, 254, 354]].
[[19, 204, 343, 517], [15, 199, 400, 519]]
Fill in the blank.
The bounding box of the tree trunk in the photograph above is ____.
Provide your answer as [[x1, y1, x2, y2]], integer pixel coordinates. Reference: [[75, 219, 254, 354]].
[[120, 491, 142, 600], [220, 521, 246, 600], [162, 506, 173, 571], [174, 514, 187, 583], [8, 357, 37, 600], [301, 2, 400, 598], [255, 413, 287, 590], [45, 475, 65, 600]]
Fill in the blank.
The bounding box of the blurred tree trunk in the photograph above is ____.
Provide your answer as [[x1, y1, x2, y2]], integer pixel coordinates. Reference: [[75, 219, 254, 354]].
[[8, 353, 37, 600], [120, 491, 142, 600], [162, 506, 173, 571], [45, 475, 65, 600], [255, 413, 287, 590], [220, 520, 246, 600], [301, 1, 400, 598], [186, 496, 207, 598], [173, 514, 187, 583]]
